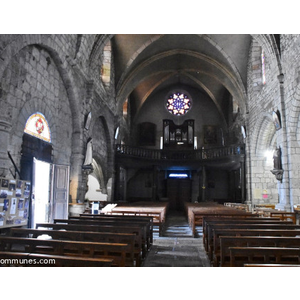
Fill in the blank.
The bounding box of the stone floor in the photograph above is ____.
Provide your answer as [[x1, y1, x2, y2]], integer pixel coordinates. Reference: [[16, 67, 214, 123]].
[[142, 211, 211, 267]]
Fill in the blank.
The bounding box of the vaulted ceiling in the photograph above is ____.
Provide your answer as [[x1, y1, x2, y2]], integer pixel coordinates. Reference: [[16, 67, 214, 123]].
[[112, 34, 252, 122]]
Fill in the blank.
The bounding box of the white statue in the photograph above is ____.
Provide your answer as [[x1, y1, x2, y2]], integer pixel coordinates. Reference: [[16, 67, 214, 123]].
[[83, 138, 93, 166]]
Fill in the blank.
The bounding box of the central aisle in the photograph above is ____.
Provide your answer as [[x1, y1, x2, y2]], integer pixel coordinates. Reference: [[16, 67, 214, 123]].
[[142, 210, 211, 267]]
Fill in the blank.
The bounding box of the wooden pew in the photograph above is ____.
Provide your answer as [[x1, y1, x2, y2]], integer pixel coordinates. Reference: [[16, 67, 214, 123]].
[[185, 202, 254, 237], [219, 236, 300, 267], [105, 210, 165, 237], [36, 223, 147, 259], [202, 216, 281, 237], [269, 212, 296, 224], [254, 209, 296, 224], [229, 247, 300, 267], [0, 251, 113, 267], [204, 219, 293, 250], [0, 236, 129, 267], [192, 211, 253, 237], [244, 264, 300, 267], [212, 228, 300, 266], [203, 217, 288, 252], [75, 214, 154, 245], [10, 228, 139, 266], [207, 223, 300, 261], [103, 201, 168, 237], [53, 218, 151, 254]]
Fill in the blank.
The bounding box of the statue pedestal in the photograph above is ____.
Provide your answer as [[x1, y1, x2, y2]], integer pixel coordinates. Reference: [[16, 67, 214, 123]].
[[270, 169, 284, 182]]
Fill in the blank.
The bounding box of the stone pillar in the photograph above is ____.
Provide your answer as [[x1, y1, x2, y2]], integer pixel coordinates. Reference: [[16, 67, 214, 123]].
[[0, 120, 12, 177], [68, 130, 85, 204], [201, 166, 206, 201], [152, 166, 159, 201], [240, 160, 246, 203], [276, 74, 292, 211], [114, 163, 120, 202], [69, 153, 85, 203]]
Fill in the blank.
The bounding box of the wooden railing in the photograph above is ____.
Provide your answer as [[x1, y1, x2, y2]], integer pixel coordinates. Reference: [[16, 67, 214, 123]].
[[115, 144, 244, 162]]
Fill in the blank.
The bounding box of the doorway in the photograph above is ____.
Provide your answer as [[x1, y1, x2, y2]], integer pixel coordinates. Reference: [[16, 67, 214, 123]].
[[31, 158, 51, 228], [167, 178, 192, 211], [20, 133, 53, 228], [20, 133, 70, 228]]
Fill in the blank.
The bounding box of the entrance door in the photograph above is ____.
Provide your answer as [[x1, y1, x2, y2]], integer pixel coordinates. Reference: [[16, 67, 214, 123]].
[[167, 178, 191, 211], [50, 163, 70, 221], [31, 158, 51, 228], [31, 159, 70, 228]]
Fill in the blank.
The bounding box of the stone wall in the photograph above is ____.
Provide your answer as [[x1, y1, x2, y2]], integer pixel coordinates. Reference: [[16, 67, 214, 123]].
[[245, 35, 300, 209], [0, 34, 116, 204]]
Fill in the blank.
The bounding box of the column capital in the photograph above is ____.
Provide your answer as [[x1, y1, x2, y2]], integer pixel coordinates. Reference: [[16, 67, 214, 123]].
[[0, 120, 12, 132]]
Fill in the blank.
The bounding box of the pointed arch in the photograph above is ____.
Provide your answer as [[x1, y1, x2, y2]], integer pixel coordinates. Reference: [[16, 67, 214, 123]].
[[253, 113, 277, 156]]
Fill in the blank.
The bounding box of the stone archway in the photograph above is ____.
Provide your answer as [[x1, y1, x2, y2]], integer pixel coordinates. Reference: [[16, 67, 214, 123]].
[[249, 113, 278, 205]]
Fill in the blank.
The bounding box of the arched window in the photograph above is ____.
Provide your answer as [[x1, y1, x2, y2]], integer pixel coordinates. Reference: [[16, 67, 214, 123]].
[[166, 92, 191, 116], [101, 40, 112, 88], [24, 112, 51, 143]]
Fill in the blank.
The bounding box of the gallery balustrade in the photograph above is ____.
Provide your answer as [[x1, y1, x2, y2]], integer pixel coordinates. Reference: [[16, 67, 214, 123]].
[[115, 144, 244, 162]]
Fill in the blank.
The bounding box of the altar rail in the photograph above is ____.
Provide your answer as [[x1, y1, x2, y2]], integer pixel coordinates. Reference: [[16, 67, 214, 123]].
[[115, 144, 244, 161]]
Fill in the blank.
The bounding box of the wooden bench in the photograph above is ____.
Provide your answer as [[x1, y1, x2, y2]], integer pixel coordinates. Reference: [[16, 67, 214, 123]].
[[219, 236, 300, 267], [0, 251, 113, 267], [269, 212, 296, 224], [103, 201, 168, 237], [105, 210, 165, 236], [207, 223, 300, 261], [0, 236, 129, 267], [202, 216, 281, 236], [192, 211, 254, 237], [244, 263, 300, 267], [53, 218, 151, 255], [185, 202, 254, 237], [36, 222, 147, 259], [212, 228, 300, 266], [75, 214, 154, 245], [254, 209, 297, 224], [204, 219, 293, 252], [229, 247, 300, 267], [10, 228, 139, 266], [202, 217, 289, 252]]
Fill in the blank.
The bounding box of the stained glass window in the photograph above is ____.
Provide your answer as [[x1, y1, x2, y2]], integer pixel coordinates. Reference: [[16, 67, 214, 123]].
[[166, 92, 191, 115], [24, 112, 51, 143]]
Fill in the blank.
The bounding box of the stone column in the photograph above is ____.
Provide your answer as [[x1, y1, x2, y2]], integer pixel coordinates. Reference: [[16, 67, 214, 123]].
[[240, 159, 246, 203], [201, 166, 206, 201], [0, 120, 12, 178], [69, 153, 85, 203], [69, 130, 85, 204], [152, 166, 159, 201], [113, 163, 121, 202], [276, 74, 292, 211]]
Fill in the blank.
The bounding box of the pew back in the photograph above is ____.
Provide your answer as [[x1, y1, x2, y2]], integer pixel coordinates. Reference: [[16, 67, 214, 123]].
[[211, 228, 300, 265], [229, 246, 300, 267], [0, 236, 129, 267], [207, 223, 300, 260], [203, 218, 292, 251], [36, 222, 148, 258], [219, 236, 300, 267], [10, 227, 139, 266], [0, 251, 113, 267], [53, 218, 151, 253]]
